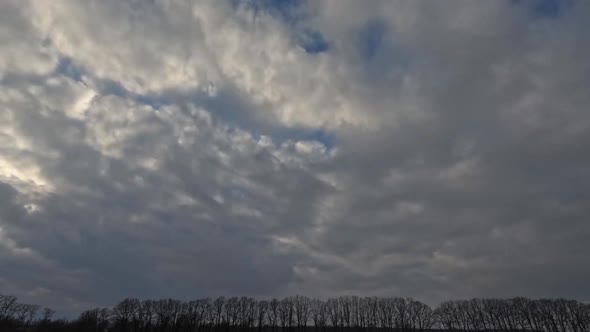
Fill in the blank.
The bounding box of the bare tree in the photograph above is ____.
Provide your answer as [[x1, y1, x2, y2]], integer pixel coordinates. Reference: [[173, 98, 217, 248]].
[[338, 297, 352, 329], [153, 299, 183, 330], [365, 297, 379, 331], [78, 307, 111, 332], [326, 298, 341, 329], [13, 303, 29, 325], [257, 299, 269, 331], [113, 298, 140, 331], [311, 299, 327, 329], [294, 295, 312, 330], [407, 299, 434, 331], [268, 298, 280, 331], [237, 296, 256, 328], [224, 297, 239, 327], [278, 297, 294, 329], [42, 307, 56, 322], [5, 292, 590, 332], [136, 300, 155, 332], [0, 294, 17, 321], [187, 298, 210, 331], [25, 304, 40, 326], [435, 301, 457, 330], [211, 297, 226, 327], [376, 297, 393, 329]]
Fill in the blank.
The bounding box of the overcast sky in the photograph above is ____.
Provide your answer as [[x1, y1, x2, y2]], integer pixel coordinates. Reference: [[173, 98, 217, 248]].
[[1, 0, 590, 317]]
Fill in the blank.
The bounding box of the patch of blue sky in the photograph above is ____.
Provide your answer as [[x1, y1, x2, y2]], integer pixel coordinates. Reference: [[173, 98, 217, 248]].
[[230, 0, 306, 23], [299, 129, 333, 151], [231, 0, 330, 54], [358, 18, 388, 61], [277, 127, 334, 153], [355, 17, 413, 83], [510, 0, 574, 19], [298, 29, 329, 54], [54, 56, 84, 82]]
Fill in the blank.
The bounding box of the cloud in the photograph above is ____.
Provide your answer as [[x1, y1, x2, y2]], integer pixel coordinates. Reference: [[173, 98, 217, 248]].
[[1, 0, 590, 316]]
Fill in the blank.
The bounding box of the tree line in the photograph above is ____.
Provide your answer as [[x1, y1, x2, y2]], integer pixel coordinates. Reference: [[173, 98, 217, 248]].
[[2, 293, 590, 332]]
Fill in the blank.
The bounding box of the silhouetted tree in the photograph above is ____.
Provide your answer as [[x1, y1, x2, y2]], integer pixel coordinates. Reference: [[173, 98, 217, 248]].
[[311, 299, 327, 330], [78, 307, 111, 332], [2, 292, 590, 332], [257, 299, 269, 331], [268, 298, 280, 331], [294, 295, 312, 330]]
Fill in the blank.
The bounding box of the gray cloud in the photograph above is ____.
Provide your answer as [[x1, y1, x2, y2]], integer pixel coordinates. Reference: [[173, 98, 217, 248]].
[[1, 0, 590, 317]]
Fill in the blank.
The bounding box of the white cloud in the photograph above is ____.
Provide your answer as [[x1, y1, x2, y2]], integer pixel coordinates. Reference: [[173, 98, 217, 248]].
[[1, 0, 590, 315]]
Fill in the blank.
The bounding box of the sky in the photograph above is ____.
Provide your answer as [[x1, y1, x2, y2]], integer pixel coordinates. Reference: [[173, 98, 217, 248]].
[[1, 0, 590, 317]]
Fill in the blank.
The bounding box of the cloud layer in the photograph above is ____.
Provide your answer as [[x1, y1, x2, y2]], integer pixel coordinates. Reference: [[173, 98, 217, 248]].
[[1, 0, 590, 316]]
